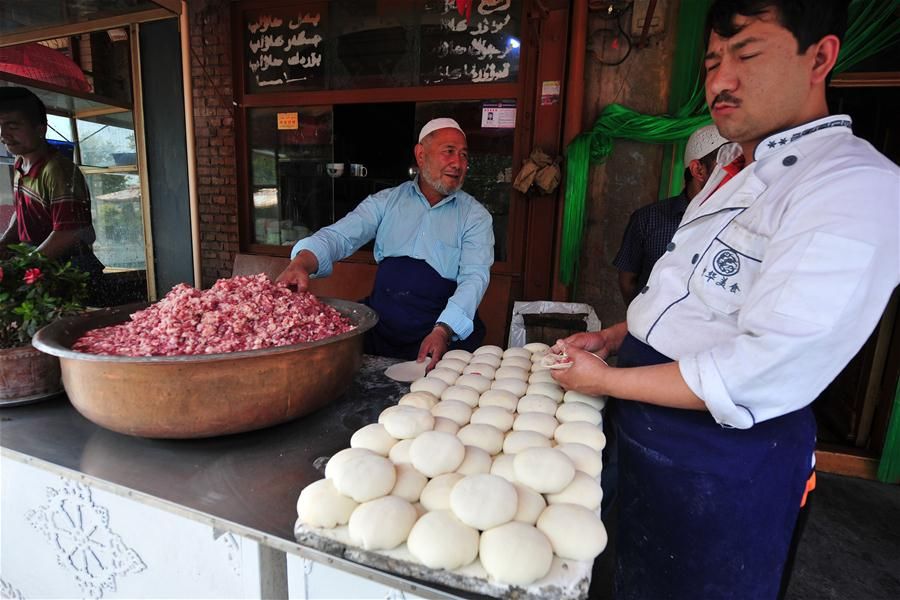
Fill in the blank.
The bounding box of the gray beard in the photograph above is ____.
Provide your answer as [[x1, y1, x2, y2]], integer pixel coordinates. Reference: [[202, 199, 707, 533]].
[[421, 169, 462, 196]]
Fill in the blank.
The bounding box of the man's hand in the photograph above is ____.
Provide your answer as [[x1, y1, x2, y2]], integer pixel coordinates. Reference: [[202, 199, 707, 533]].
[[550, 345, 610, 395], [417, 326, 450, 372], [551, 321, 628, 360], [275, 250, 319, 291]]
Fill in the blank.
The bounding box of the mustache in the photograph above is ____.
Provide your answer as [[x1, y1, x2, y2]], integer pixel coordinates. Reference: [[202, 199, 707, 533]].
[[712, 92, 741, 107]]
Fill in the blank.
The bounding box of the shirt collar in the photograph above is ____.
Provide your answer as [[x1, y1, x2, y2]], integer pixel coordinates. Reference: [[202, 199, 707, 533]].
[[14, 149, 53, 178], [413, 177, 458, 208], [754, 114, 853, 161]]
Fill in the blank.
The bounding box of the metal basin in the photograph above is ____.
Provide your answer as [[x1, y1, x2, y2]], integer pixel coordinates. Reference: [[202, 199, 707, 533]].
[[32, 299, 377, 439]]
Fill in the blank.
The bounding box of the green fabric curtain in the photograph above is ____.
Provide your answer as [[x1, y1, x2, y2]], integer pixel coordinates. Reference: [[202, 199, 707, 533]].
[[559, 0, 900, 286]]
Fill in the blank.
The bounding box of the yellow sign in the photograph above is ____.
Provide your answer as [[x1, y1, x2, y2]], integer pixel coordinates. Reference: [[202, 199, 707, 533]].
[[277, 112, 299, 130]]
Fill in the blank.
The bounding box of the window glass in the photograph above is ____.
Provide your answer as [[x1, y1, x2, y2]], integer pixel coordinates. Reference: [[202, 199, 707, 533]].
[[85, 172, 146, 269], [76, 117, 136, 168]]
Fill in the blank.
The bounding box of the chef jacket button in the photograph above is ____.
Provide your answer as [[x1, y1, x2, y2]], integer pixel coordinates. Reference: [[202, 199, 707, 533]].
[[666, 242, 676, 252], [783, 155, 798, 166], [641, 286, 650, 294], [691, 253, 699, 264]]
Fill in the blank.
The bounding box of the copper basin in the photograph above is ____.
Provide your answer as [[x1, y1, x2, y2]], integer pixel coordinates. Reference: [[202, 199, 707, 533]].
[[32, 299, 377, 439]]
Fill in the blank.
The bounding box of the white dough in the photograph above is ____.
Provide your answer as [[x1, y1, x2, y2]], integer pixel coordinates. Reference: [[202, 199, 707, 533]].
[[427, 367, 461, 386], [478, 389, 519, 411], [526, 382, 564, 402], [419, 472, 464, 511], [332, 453, 396, 502], [502, 347, 532, 360], [536, 503, 607, 560], [462, 363, 496, 378], [499, 356, 532, 371], [456, 445, 493, 475], [528, 370, 556, 384], [523, 342, 550, 353], [479, 522, 553, 585], [556, 442, 603, 478], [410, 430, 466, 477], [502, 430, 551, 454], [433, 416, 461, 434], [456, 423, 505, 455], [390, 463, 428, 502], [491, 378, 528, 397], [296, 479, 358, 528], [517, 394, 558, 415], [434, 357, 467, 373], [563, 390, 606, 411], [441, 385, 480, 407], [325, 447, 372, 480], [494, 366, 529, 381], [513, 412, 559, 439], [407, 510, 480, 570], [431, 399, 473, 426], [379, 405, 434, 439], [489, 453, 517, 483], [471, 406, 515, 432], [473, 344, 503, 357], [388, 439, 414, 464], [556, 401, 602, 425], [398, 391, 439, 410], [455, 373, 492, 394], [443, 349, 472, 362], [384, 359, 428, 382], [513, 482, 547, 525], [530, 350, 550, 363], [450, 473, 518, 530], [513, 447, 575, 494], [350, 423, 398, 456], [348, 495, 417, 550], [554, 421, 607, 451], [546, 471, 603, 510], [468, 353, 501, 368], [410, 377, 448, 398], [530, 361, 550, 373]]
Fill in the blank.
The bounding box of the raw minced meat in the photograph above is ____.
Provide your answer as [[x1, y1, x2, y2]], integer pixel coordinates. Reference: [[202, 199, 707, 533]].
[[73, 274, 355, 356]]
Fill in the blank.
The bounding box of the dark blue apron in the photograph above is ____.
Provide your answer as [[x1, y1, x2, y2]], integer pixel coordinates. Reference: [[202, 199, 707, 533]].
[[613, 333, 815, 600], [363, 256, 485, 360]]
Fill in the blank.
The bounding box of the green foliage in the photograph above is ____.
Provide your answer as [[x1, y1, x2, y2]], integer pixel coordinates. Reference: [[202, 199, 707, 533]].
[[0, 244, 89, 349]]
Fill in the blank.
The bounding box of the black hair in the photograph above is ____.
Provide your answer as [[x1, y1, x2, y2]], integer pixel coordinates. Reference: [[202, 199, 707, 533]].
[[0, 87, 47, 126], [705, 0, 849, 52]]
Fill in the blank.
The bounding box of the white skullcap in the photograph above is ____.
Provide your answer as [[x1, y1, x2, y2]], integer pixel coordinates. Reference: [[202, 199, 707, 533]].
[[418, 118, 465, 143], [684, 124, 729, 164]]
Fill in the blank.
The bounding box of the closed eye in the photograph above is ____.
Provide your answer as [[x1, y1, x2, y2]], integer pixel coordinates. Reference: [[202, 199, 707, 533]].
[[739, 53, 761, 61]]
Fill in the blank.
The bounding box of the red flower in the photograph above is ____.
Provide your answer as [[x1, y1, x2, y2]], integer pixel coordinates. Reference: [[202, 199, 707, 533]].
[[23, 268, 43, 285], [0, 266, 3, 282]]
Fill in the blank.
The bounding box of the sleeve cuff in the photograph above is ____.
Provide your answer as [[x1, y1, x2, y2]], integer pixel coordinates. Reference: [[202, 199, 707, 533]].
[[290, 237, 333, 277], [679, 353, 755, 429], [438, 302, 473, 341]]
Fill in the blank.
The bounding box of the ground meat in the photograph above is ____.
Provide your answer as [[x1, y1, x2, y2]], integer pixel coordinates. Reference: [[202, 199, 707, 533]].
[[73, 274, 355, 356]]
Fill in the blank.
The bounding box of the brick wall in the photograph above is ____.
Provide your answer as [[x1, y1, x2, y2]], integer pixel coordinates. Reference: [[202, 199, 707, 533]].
[[189, 0, 239, 287]]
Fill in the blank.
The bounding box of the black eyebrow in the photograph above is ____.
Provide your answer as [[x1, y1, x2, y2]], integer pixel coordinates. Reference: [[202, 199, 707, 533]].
[[705, 35, 763, 61]]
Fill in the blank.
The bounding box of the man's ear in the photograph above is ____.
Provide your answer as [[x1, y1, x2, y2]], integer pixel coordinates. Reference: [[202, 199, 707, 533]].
[[413, 142, 425, 167], [688, 159, 706, 182], [810, 34, 840, 85]]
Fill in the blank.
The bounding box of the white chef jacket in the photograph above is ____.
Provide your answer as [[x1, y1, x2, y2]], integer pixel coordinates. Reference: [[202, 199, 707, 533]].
[[627, 115, 900, 429]]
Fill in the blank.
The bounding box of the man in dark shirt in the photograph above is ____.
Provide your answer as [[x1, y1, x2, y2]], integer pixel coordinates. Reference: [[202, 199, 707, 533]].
[[613, 124, 728, 304]]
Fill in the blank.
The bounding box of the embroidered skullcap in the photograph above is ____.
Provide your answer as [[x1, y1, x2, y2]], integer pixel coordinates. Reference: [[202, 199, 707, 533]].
[[684, 124, 729, 164], [418, 118, 465, 143]]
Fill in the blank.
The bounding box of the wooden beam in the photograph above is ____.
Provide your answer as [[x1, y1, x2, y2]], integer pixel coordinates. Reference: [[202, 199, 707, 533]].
[[815, 446, 880, 480], [0, 8, 174, 48], [637, 0, 658, 49], [830, 72, 900, 88]]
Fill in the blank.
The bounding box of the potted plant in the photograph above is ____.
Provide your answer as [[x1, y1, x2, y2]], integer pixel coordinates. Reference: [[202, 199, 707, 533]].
[[0, 244, 88, 405]]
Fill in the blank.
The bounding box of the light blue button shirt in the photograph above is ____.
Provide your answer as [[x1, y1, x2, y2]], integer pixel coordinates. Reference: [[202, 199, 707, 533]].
[[291, 180, 494, 340]]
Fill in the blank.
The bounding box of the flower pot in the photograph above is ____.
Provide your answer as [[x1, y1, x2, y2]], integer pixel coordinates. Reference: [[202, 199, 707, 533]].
[[0, 344, 63, 406]]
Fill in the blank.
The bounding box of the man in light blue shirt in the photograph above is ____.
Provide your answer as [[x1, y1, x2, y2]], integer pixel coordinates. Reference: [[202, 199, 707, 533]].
[[277, 118, 494, 365]]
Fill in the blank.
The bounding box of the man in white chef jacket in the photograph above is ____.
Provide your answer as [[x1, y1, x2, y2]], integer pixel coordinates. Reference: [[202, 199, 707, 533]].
[[552, 1, 899, 599]]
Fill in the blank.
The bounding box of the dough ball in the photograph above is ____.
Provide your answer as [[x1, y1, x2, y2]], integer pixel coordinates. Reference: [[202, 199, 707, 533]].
[[388, 438, 414, 464], [536, 503, 607, 560], [556, 401, 602, 425], [556, 442, 603, 478], [530, 361, 550, 373], [441, 385, 481, 407], [296, 479, 358, 528], [450, 474, 518, 530], [379, 405, 435, 439], [554, 421, 606, 452], [325, 447, 372, 480], [503, 430, 552, 454], [433, 416, 461, 434], [462, 363, 496, 379], [443, 349, 472, 362], [471, 406, 515, 432], [457, 423, 505, 455], [469, 353, 501, 368], [491, 378, 528, 398], [528, 370, 556, 384], [332, 453, 397, 502], [494, 366, 529, 381], [419, 472, 464, 511], [427, 367, 461, 386], [350, 423, 398, 456], [503, 347, 532, 360], [456, 445, 493, 475], [479, 522, 553, 585], [523, 342, 550, 353], [563, 390, 606, 411], [431, 399, 473, 426], [499, 356, 532, 371], [398, 391, 439, 410], [455, 373, 493, 394], [407, 510, 480, 570], [434, 357, 467, 373], [513, 412, 559, 439], [410, 430, 466, 477], [489, 453, 517, 483], [348, 495, 417, 550], [410, 377, 448, 398], [546, 471, 603, 511], [513, 447, 576, 494], [517, 394, 558, 415], [391, 463, 428, 502], [526, 382, 564, 402], [512, 482, 547, 525], [478, 389, 519, 412], [473, 344, 504, 357]]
